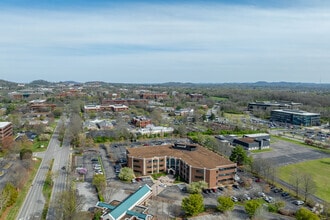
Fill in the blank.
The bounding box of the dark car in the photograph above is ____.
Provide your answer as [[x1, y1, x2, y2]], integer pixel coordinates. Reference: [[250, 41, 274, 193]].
[[202, 189, 208, 194], [273, 188, 283, 193], [281, 192, 289, 197]]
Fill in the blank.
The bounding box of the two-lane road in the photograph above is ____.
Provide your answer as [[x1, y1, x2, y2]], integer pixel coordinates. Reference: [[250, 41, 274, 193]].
[[17, 121, 62, 220]]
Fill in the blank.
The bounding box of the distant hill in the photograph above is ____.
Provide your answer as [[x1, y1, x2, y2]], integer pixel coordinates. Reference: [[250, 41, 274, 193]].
[[0, 79, 18, 88], [29, 80, 52, 86], [0, 79, 329, 90]]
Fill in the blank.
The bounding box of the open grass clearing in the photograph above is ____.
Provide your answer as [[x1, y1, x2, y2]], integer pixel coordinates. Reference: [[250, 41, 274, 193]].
[[210, 96, 228, 102], [278, 158, 330, 202]]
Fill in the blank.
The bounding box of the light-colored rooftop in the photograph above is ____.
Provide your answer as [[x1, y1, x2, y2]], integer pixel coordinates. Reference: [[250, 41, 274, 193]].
[[0, 122, 11, 129], [244, 133, 270, 138], [272, 109, 320, 116]]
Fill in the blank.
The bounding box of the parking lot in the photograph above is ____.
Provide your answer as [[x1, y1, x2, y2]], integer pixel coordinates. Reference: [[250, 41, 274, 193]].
[[252, 138, 330, 167], [74, 137, 323, 218]]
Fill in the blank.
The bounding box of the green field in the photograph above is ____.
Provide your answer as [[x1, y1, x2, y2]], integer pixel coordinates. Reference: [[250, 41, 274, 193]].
[[278, 158, 330, 202], [210, 96, 228, 102]]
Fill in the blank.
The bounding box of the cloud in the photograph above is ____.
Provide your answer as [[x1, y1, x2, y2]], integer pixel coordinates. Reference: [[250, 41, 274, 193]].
[[0, 2, 329, 83]]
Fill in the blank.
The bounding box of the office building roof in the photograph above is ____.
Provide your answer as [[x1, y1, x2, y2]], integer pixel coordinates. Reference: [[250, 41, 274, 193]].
[[0, 122, 11, 129], [127, 144, 235, 169], [108, 184, 152, 220], [272, 109, 320, 116]]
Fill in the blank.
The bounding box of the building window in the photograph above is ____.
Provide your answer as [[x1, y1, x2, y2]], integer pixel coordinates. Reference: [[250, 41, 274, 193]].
[[133, 165, 141, 168], [196, 169, 204, 173], [194, 175, 203, 179], [133, 159, 140, 163]]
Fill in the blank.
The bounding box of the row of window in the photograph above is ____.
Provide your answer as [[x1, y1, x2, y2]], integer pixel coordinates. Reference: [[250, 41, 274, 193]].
[[218, 166, 236, 171]]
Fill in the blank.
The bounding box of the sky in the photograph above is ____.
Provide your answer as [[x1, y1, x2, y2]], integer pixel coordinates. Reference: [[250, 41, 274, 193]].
[[0, 0, 330, 84]]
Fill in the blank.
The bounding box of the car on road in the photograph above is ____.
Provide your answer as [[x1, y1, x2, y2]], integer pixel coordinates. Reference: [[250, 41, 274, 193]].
[[292, 200, 304, 206]]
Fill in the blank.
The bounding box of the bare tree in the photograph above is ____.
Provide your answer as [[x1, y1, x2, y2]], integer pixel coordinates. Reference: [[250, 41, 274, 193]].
[[290, 168, 302, 197], [53, 188, 85, 220], [68, 113, 83, 147], [299, 173, 317, 202]]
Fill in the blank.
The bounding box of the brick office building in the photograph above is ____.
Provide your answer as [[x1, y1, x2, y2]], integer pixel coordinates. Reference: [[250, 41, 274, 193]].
[[0, 122, 13, 147], [127, 143, 237, 188]]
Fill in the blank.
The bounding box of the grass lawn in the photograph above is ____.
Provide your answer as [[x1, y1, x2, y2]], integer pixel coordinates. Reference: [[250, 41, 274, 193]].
[[210, 96, 228, 102], [223, 113, 249, 120], [278, 158, 330, 202], [251, 148, 272, 153], [33, 140, 49, 152]]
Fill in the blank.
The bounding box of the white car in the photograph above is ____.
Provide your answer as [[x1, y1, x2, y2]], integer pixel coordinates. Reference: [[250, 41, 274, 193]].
[[264, 196, 274, 203], [257, 192, 266, 198], [243, 194, 251, 200], [231, 196, 238, 202], [293, 200, 304, 206]]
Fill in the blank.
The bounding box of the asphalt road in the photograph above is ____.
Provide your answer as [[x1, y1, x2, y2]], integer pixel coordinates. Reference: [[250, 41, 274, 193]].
[[17, 120, 63, 220], [46, 118, 71, 220]]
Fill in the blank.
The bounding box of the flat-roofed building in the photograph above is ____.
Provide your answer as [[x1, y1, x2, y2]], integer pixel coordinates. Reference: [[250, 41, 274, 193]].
[[271, 109, 320, 126], [248, 101, 302, 111], [127, 143, 237, 188], [96, 184, 153, 220], [0, 122, 13, 146]]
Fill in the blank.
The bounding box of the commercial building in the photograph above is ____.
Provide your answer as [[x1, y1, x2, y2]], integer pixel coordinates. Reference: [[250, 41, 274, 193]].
[[84, 104, 129, 113], [0, 122, 13, 147], [217, 133, 270, 151], [131, 116, 152, 128], [96, 184, 153, 220], [271, 109, 320, 126], [248, 101, 301, 111], [127, 143, 237, 188]]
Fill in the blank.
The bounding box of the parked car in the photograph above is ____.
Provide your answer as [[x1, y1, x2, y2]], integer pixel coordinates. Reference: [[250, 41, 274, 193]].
[[273, 188, 283, 193], [293, 200, 304, 206], [218, 186, 225, 191], [281, 192, 289, 197], [257, 192, 266, 198], [231, 196, 238, 202], [264, 196, 274, 203], [233, 184, 240, 190], [255, 178, 262, 182], [243, 194, 251, 200]]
